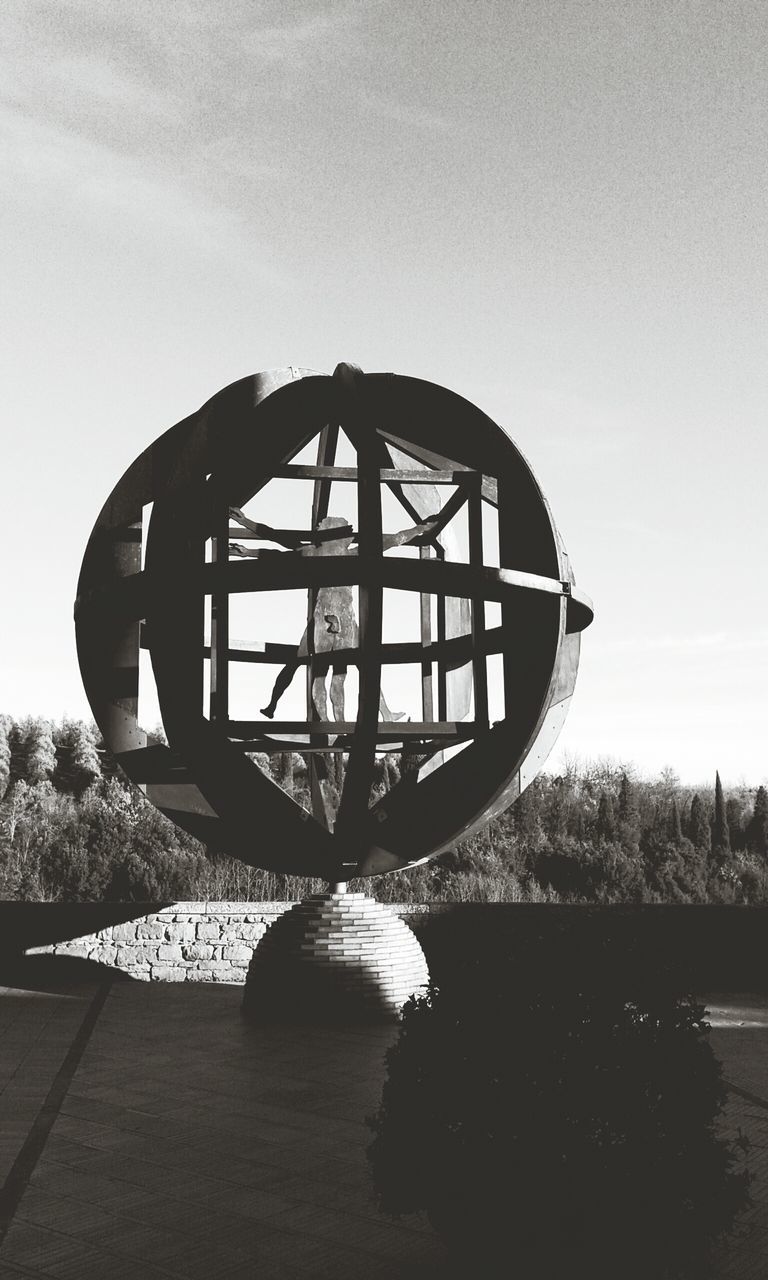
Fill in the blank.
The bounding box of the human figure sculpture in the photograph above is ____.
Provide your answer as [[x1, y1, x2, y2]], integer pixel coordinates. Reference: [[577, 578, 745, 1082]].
[[229, 509, 438, 722]]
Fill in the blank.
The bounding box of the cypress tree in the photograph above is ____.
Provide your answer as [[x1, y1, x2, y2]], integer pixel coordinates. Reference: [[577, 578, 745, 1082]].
[[618, 772, 637, 823], [596, 791, 616, 843], [746, 786, 768, 858], [687, 794, 711, 852], [726, 797, 745, 851], [0, 716, 10, 799], [617, 771, 640, 847], [668, 798, 683, 845], [712, 771, 730, 857]]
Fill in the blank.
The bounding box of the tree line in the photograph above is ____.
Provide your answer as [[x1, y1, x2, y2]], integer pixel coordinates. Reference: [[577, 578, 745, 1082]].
[[0, 714, 766, 904]]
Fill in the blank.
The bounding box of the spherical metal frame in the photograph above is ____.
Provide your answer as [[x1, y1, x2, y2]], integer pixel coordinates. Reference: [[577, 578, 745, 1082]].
[[75, 367, 593, 883]]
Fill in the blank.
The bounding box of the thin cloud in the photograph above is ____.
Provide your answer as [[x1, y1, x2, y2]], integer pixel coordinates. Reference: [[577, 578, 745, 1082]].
[[4, 45, 180, 126], [1, 0, 370, 226], [358, 90, 454, 133], [241, 8, 364, 64], [3, 2, 368, 136], [1, 107, 289, 287]]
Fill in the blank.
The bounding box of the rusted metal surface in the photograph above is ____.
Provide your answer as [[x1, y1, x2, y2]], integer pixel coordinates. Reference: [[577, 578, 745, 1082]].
[[76, 364, 593, 881]]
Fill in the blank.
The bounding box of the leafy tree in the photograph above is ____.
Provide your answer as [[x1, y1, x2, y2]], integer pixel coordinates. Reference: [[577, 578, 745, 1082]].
[[27, 719, 57, 785], [274, 752, 295, 796], [568, 802, 586, 842], [658, 765, 681, 799], [513, 780, 542, 844], [91, 729, 122, 780], [54, 719, 102, 796], [10, 717, 57, 786], [544, 777, 568, 841]]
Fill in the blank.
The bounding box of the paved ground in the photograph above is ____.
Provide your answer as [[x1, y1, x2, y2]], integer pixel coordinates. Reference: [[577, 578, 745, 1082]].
[[0, 974, 765, 1279], [707, 997, 768, 1279]]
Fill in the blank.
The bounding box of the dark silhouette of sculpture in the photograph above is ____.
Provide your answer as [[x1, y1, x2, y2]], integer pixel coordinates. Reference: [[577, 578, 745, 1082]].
[[75, 363, 593, 883]]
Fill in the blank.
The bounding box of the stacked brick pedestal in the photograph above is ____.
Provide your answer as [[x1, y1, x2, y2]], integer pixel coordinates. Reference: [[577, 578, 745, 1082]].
[[242, 891, 430, 1021]]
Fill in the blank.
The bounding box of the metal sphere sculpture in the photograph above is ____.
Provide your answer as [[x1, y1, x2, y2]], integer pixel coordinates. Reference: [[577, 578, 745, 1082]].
[[75, 364, 593, 889]]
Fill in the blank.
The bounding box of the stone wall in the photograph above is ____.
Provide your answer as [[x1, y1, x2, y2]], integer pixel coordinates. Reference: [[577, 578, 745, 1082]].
[[20, 902, 433, 984], [4, 901, 768, 990]]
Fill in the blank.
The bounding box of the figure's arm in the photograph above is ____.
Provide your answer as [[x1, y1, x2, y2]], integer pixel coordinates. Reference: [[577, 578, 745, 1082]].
[[228, 543, 281, 558], [229, 507, 268, 536], [229, 508, 306, 550], [381, 514, 441, 551]]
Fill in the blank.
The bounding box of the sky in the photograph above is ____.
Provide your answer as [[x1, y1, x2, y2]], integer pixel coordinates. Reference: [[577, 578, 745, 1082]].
[[1, 0, 766, 786]]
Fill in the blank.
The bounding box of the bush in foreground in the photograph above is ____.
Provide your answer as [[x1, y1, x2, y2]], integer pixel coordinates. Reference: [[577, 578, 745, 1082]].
[[367, 937, 749, 1278]]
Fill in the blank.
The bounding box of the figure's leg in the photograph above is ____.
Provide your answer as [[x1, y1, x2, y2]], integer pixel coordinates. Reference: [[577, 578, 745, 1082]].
[[330, 662, 347, 722], [311, 675, 329, 719], [261, 660, 299, 717], [310, 611, 335, 720], [379, 689, 405, 722], [261, 630, 305, 717]]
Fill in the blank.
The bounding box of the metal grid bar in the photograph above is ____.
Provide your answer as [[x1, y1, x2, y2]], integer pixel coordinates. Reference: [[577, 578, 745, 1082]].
[[277, 465, 469, 484], [209, 498, 229, 725], [419, 544, 434, 721], [334, 371, 383, 837], [308, 422, 339, 829], [468, 473, 488, 728], [436, 544, 447, 721]]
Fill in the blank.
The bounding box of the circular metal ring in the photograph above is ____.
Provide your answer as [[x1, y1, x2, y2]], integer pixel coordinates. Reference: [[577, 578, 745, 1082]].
[[76, 368, 592, 880]]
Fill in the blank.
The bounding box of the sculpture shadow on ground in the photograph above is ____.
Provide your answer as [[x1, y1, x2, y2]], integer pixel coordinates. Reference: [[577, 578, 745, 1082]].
[[0, 952, 135, 996], [0, 901, 173, 995]]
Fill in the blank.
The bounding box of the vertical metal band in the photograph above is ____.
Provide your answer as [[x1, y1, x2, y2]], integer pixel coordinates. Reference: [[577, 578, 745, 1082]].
[[209, 495, 229, 725], [334, 368, 383, 842], [419, 543, 434, 721], [468, 472, 488, 727]]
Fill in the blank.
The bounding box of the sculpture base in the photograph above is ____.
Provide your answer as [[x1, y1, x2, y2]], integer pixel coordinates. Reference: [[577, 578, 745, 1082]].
[[242, 891, 429, 1023]]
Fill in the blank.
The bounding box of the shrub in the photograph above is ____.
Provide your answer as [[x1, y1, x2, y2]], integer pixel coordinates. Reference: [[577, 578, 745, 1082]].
[[367, 934, 749, 1279]]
